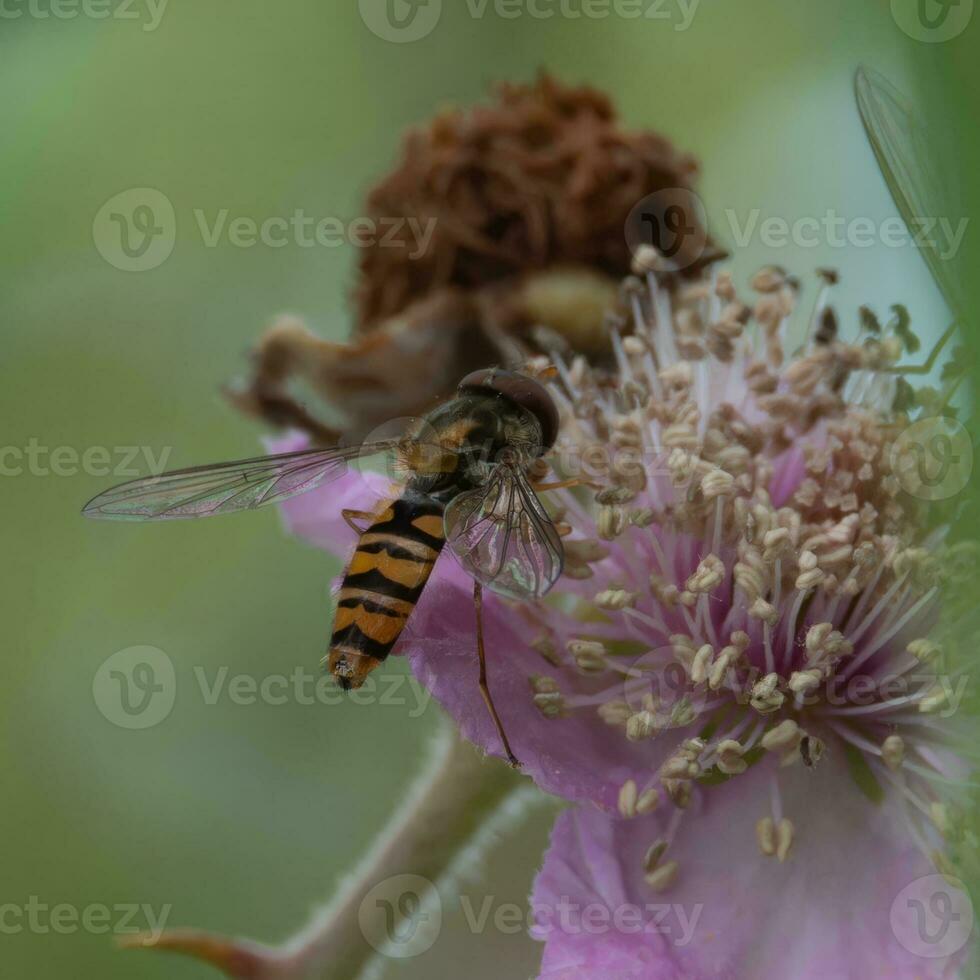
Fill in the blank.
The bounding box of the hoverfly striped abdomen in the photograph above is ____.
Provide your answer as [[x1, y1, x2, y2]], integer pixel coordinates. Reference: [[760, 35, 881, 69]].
[[82, 368, 563, 764], [328, 491, 445, 689]]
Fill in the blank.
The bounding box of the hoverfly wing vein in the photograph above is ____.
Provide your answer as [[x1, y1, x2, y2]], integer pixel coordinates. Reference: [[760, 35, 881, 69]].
[[81, 440, 406, 521], [444, 463, 563, 600]]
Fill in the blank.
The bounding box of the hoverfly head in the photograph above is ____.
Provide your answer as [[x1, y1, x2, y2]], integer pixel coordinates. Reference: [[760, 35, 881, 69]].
[[457, 368, 559, 457]]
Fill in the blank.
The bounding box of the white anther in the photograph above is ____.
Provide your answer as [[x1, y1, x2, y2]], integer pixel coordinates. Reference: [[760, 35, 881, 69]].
[[881, 734, 905, 771]]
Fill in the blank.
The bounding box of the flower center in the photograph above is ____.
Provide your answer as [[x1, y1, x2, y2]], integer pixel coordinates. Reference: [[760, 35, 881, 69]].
[[520, 251, 967, 884]]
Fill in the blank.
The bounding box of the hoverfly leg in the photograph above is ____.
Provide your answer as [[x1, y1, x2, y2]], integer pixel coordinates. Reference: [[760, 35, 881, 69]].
[[342, 508, 377, 535], [473, 581, 521, 769]]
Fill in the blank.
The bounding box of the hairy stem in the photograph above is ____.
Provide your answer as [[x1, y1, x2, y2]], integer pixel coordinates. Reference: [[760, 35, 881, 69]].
[[124, 723, 537, 980]]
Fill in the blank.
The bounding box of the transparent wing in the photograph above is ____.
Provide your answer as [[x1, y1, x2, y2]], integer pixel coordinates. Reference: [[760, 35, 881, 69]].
[[81, 440, 404, 521], [443, 463, 564, 600], [855, 66, 964, 314]]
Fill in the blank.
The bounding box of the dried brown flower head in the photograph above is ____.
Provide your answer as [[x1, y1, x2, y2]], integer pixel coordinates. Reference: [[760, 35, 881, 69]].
[[355, 72, 712, 329], [230, 74, 718, 442]]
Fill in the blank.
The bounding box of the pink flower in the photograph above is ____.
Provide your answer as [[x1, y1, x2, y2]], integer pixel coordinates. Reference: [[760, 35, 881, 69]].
[[279, 255, 973, 977]]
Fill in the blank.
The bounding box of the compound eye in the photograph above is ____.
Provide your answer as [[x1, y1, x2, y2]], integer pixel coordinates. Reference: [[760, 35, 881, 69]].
[[457, 370, 559, 453]]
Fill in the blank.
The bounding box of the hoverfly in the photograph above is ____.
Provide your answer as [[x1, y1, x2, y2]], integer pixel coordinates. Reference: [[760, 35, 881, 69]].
[[83, 369, 578, 766]]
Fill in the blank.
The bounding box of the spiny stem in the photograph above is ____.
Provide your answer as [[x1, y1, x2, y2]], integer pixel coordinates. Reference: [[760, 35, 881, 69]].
[[123, 723, 535, 980]]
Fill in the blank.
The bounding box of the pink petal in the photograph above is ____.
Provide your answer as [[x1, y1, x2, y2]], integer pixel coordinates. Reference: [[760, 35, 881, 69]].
[[402, 564, 653, 803], [532, 760, 969, 979], [768, 443, 809, 507]]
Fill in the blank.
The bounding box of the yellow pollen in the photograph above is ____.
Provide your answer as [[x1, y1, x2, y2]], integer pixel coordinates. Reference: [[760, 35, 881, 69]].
[[761, 720, 802, 754], [716, 739, 748, 775], [617, 780, 638, 818], [644, 839, 669, 873], [594, 589, 638, 610], [881, 734, 905, 771], [626, 711, 659, 742], [645, 859, 679, 892], [750, 673, 785, 714], [636, 787, 660, 815], [776, 819, 795, 862], [756, 817, 776, 857]]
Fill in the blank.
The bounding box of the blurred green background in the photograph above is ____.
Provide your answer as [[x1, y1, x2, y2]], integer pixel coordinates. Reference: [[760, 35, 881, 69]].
[[1, 1, 977, 977]]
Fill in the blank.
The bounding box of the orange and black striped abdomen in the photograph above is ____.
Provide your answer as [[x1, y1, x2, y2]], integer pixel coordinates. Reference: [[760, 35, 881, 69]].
[[328, 492, 445, 689]]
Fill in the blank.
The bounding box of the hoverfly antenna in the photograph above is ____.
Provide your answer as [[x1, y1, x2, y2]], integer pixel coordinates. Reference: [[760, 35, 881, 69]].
[[457, 368, 559, 453]]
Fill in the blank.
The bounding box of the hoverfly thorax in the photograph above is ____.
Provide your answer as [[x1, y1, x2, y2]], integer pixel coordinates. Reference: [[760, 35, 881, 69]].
[[404, 369, 558, 502]]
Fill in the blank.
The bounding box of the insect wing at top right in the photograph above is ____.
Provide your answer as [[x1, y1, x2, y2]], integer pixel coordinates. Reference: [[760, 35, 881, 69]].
[[855, 65, 966, 317]]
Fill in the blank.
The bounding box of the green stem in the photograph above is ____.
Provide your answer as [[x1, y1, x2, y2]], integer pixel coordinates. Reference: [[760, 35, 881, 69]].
[[293, 725, 531, 979], [124, 723, 536, 980]]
